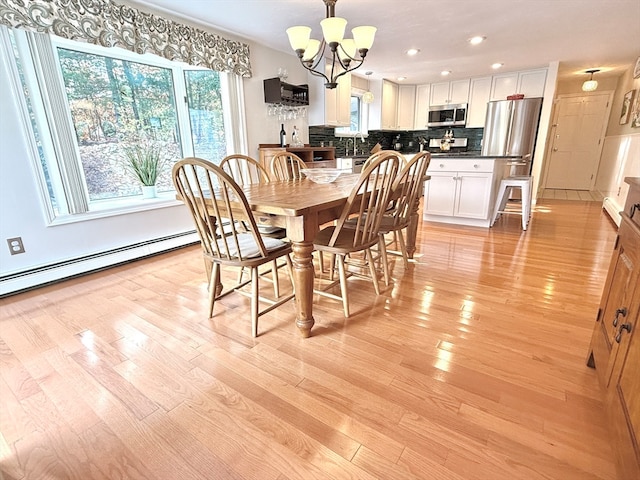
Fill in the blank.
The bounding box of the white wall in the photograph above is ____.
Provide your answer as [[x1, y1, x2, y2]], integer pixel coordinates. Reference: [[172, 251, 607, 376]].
[[243, 45, 310, 159], [0, 19, 304, 295], [595, 65, 640, 224]]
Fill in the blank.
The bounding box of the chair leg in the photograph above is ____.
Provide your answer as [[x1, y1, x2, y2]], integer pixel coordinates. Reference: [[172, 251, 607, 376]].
[[337, 255, 350, 317], [208, 263, 220, 318], [271, 259, 280, 298], [397, 229, 409, 269], [378, 235, 391, 286], [285, 254, 295, 294], [251, 267, 259, 337], [318, 251, 325, 273], [329, 254, 337, 281], [366, 248, 381, 295]]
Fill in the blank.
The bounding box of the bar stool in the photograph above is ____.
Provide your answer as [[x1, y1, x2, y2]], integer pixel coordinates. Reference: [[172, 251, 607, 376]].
[[491, 175, 533, 230]]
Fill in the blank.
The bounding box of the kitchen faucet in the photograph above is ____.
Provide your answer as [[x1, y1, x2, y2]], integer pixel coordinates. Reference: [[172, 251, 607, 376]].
[[347, 132, 365, 156]]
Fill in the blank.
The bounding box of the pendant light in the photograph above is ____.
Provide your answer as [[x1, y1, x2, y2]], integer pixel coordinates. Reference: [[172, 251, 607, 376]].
[[362, 71, 374, 104], [582, 69, 600, 92]]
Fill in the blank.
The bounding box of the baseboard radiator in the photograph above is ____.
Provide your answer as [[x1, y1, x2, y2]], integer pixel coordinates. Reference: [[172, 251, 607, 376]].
[[602, 197, 622, 227], [0, 231, 199, 297]]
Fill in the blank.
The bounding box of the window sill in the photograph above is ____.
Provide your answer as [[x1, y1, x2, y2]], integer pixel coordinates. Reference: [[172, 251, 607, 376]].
[[49, 192, 183, 226]]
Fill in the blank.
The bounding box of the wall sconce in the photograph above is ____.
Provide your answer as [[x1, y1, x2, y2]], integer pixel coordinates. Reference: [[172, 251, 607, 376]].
[[582, 69, 600, 92]]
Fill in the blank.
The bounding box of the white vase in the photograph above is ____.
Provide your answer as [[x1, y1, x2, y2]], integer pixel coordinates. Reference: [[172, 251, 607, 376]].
[[141, 185, 157, 199]]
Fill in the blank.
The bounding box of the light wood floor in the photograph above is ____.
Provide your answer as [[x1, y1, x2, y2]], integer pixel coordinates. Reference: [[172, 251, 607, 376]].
[[541, 189, 604, 202], [0, 200, 620, 480]]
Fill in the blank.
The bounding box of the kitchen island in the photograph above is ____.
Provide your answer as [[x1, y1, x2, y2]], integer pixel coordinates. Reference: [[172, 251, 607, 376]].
[[420, 153, 520, 228]]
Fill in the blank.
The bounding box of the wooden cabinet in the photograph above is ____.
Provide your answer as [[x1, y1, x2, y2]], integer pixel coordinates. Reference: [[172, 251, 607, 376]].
[[397, 84, 416, 130], [587, 177, 640, 479], [263, 78, 309, 106], [308, 62, 351, 127], [491, 69, 547, 100], [429, 79, 470, 105], [414, 84, 430, 129], [466, 77, 492, 128], [423, 158, 498, 225], [258, 145, 336, 171]]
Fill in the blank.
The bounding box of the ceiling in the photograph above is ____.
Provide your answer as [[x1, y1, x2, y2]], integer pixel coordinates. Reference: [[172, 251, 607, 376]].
[[130, 0, 640, 85]]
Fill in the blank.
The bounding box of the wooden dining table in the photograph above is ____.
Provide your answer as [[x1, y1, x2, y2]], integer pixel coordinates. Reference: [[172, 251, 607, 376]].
[[239, 173, 426, 338]]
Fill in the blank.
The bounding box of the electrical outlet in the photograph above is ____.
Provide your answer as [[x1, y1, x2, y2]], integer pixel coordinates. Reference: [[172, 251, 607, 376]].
[[7, 237, 25, 255]]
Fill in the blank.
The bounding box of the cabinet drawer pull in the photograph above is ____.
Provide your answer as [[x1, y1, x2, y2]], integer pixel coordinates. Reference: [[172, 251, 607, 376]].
[[439, 164, 445, 168], [474, 164, 480, 168], [613, 307, 627, 327], [615, 323, 632, 343]]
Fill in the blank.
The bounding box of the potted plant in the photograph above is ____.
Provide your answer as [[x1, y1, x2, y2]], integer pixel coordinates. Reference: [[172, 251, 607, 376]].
[[122, 143, 165, 198]]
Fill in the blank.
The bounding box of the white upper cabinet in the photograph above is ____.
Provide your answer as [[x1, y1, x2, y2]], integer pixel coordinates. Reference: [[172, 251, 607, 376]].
[[490, 68, 547, 100], [397, 84, 416, 130], [430, 79, 470, 105], [368, 79, 401, 130], [308, 62, 351, 127], [414, 84, 430, 129], [517, 69, 547, 97], [490, 73, 518, 100], [466, 77, 492, 128]]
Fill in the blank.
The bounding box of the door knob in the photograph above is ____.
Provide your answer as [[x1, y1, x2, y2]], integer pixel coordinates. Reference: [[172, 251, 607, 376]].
[[615, 323, 632, 343], [553, 147, 558, 152], [613, 307, 627, 327]]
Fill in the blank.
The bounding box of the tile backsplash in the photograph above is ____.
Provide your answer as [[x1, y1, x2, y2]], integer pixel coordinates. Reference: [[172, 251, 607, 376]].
[[309, 126, 484, 156]]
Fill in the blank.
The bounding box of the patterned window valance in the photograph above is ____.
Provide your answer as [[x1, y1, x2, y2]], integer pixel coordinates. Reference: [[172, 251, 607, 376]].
[[0, 0, 252, 77]]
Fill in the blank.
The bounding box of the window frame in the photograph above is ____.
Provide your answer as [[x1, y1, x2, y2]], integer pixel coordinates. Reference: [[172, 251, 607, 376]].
[[334, 88, 370, 138], [7, 27, 245, 224]]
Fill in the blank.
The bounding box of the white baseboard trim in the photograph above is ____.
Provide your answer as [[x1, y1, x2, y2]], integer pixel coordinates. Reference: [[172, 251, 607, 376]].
[[0, 231, 199, 297], [602, 197, 622, 226]]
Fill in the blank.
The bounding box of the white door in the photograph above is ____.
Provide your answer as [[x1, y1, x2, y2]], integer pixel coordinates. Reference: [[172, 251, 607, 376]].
[[544, 93, 611, 190]]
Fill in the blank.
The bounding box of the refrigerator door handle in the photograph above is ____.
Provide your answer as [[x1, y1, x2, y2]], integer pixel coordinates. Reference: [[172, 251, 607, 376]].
[[505, 102, 515, 156]]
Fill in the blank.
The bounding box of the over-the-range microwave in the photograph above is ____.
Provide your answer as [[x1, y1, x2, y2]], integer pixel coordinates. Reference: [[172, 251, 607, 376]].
[[427, 103, 468, 127]]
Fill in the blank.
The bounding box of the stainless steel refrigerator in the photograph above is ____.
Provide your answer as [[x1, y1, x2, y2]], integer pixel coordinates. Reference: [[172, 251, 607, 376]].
[[481, 97, 543, 175]]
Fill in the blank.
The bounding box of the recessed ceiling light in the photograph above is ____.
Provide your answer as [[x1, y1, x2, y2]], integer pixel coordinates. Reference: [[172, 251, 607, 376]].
[[441, 70, 451, 76], [491, 63, 503, 69], [406, 48, 420, 56], [397, 76, 407, 81], [468, 36, 486, 45]]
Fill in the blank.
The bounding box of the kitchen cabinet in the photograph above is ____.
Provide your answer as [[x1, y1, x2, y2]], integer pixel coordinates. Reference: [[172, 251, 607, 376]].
[[587, 177, 640, 479], [308, 62, 351, 127], [397, 84, 416, 130], [414, 84, 430, 129], [423, 158, 505, 227], [429, 79, 470, 106], [491, 68, 547, 100], [368, 79, 400, 130], [466, 76, 492, 128]]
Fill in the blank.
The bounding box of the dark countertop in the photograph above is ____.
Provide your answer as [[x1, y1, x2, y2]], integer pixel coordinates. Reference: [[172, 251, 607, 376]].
[[402, 150, 525, 159]]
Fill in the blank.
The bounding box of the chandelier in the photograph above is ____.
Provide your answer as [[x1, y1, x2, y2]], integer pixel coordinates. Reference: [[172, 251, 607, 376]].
[[582, 69, 599, 92], [286, 0, 376, 89]]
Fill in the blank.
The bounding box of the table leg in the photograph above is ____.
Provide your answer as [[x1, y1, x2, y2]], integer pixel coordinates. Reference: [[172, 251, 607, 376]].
[[406, 198, 421, 259], [291, 241, 315, 337]]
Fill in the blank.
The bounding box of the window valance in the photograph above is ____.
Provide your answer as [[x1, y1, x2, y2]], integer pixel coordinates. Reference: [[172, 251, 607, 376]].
[[0, 0, 252, 77]]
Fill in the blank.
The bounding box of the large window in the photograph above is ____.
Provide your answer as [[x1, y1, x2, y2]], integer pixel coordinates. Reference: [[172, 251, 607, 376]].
[[8, 28, 238, 219]]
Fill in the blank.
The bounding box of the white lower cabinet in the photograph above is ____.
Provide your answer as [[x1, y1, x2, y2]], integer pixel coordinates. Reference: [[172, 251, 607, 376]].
[[424, 158, 504, 227]]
